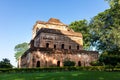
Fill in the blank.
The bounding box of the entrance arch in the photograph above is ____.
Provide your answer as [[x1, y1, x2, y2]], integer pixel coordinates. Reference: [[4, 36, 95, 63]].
[[61, 44, 64, 49], [46, 43, 49, 48], [36, 61, 40, 67], [78, 61, 81, 66], [57, 61, 60, 67], [77, 45, 79, 50]]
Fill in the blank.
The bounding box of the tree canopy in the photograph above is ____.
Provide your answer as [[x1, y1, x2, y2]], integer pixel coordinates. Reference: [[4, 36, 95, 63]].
[[90, 2, 120, 53], [14, 42, 29, 60], [0, 58, 13, 68], [90, 1, 120, 66], [69, 1, 120, 66], [105, 0, 120, 7], [69, 19, 91, 50]]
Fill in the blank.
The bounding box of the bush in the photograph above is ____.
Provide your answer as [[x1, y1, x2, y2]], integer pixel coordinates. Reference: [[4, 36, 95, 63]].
[[90, 61, 103, 66], [0, 66, 119, 73], [63, 60, 75, 66], [0, 58, 13, 68]]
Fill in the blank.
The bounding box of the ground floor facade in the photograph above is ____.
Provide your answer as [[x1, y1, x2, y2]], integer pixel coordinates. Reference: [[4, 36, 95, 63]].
[[18, 48, 98, 68]]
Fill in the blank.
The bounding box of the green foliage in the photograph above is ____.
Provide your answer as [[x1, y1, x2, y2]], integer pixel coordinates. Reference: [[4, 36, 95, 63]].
[[63, 58, 76, 66], [0, 66, 120, 74], [0, 66, 105, 73], [90, 61, 103, 66], [99, 52, 120, 67], [14, 42, 29, 60], [69, 3, 120, 67], [69, 19, 91, 50], [68, 1, 120, 68], [0, 58, 13, 68], [105, 0, 120, 7], [63, 60, 76, 67], [89, 1, 120, 68], [116, 63, 120, 67], [90, 3, 120, 52]]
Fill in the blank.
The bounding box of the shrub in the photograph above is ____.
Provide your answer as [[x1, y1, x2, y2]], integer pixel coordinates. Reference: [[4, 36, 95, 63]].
[[90, 61, 103, 66], [0, 66, 119, 73], [63, 60, 76, 66]]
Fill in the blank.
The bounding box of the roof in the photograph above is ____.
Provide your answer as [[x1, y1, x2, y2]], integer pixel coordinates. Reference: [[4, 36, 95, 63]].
[[48, 18, 63, 24], [35, 28, 82, 38], [33, 18, 67, 30]]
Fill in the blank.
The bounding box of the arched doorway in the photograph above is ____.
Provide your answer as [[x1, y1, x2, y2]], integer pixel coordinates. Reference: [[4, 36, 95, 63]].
[[69, 45, 71, 49], [61, 44, 64, 49], [57, 61, 60, 67], [78, 61, 81, 66], [54, 44, 56, 49], [36, 61, 40, 67], [46, 43, 49, 48], [77, 45, 79, 50]]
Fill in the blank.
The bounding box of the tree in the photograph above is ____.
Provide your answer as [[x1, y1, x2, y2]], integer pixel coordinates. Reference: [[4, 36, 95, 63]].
[[90, 4, 120, 53], [0, 58, 13, 68], [105, 0, 120, 7], [90, 1, 120, 66], [90, 60, 103, 66], [14, 42, 29, 60], [69, 19, 91, 50], [99, 52, 120, 67]]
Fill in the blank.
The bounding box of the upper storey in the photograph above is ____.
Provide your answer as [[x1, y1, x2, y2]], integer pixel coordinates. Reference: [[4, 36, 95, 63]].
[[33, 28, 83, 50], [32, 18, 73, 39], [31, 18, 83, 50]]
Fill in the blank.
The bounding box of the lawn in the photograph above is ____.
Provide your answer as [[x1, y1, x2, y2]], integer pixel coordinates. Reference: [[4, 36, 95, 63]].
[[0, 71, 120, 80]]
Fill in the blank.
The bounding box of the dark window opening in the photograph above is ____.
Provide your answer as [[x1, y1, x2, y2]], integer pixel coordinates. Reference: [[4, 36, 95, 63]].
[[46, 43, 49, 48], [77, 45, 79, 50], [54, 44, 56, 49], [78, 61, 81, 66], [61, 44, 64, 49], [36, 61, 40, 67], [69, 46, 71, 49], [57, 61, 60, 67]]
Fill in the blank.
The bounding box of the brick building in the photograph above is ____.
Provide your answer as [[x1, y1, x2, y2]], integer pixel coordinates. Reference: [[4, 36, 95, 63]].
[[18, 18, 98, 68]]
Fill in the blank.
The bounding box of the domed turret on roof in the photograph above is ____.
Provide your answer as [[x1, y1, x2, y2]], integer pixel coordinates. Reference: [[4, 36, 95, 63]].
[[48, 18, 62, 23]]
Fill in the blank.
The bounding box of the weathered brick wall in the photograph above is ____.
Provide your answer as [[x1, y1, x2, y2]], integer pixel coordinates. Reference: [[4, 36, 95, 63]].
[[20, 49, 98, 68], [34, 32, 83, 50]]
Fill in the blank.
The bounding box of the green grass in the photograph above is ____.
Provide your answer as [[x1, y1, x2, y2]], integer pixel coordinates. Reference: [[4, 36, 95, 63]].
[[0, 71, 120, 80]]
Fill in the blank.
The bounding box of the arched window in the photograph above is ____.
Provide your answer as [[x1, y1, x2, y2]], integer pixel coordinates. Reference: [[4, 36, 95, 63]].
[[78, 61, 81, 66], [54, 44, 56, 49], [57, 61, 60, 67], [69, 45, 71, 49], [61, 44, 64, 49], [46, 43, 49, 48], [77, 45, 79, 50], [36, 61, 40, 67]]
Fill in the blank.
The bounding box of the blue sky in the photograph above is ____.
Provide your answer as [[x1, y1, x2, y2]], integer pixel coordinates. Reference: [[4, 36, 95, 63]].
[[0, 0, 109, 67]]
